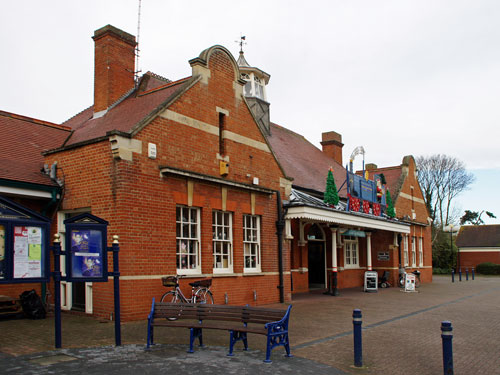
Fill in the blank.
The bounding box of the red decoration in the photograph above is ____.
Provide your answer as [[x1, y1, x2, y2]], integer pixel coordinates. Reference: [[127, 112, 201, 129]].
[[348, 194, 360, 212], [372, 203, 381, 216], [363, 201, 370, 214]]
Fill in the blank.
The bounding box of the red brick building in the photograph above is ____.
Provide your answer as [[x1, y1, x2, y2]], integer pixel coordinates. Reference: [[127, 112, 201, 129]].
[[1, 24, 432, 320], [456, 225, 500, 268], [1, 25, 292, 320], [45, 25, 293, 320]]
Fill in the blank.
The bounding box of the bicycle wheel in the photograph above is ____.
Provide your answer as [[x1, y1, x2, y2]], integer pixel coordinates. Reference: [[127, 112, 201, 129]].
[[398, 275, 405, 288], [160, 291, 178, 303], [194, 289, 214, 304], [160, 291, 181, 320]]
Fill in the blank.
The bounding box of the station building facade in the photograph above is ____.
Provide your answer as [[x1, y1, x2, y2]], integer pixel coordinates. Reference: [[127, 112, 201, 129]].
[[1, 24, 431, 321]]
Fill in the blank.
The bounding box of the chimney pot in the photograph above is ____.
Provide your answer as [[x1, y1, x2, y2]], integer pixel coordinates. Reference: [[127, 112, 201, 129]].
[[321, 131, 344, 166], [93, 25, 136, 114]]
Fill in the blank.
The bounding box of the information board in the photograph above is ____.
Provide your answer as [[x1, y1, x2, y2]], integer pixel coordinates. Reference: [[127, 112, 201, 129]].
[[0, 195, 51, 283], [64, 212, 108, 282]]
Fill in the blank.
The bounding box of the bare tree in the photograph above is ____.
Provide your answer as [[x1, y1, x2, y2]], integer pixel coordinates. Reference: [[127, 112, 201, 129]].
[[416, 154, 475, 228]]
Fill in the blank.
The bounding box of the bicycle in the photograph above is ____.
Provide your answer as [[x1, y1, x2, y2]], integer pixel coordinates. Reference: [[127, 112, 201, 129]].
[[160, 275, 214, 304]]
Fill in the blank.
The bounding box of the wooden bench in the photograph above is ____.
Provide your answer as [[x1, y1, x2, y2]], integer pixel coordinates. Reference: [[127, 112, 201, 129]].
[[146, 299, 292, 363]]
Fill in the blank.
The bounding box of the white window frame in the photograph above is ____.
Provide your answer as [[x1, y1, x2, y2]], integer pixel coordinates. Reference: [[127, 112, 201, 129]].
[[411, 236, 417, 267], [241, 72, 267, 101], [212, 210, 233, 273], [176, 206, 201, 275], [403, 235, 409, 267], [243, 215, 261, 273], [343, 236, 359, 269], [419, 237, 424, 267]]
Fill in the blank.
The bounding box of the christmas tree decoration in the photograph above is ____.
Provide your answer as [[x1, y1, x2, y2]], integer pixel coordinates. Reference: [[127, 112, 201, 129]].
[[386, 190, 396, 218], [324, 168, 339, 206]]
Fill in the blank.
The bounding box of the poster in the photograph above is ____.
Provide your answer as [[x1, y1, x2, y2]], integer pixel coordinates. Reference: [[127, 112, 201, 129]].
[[13, 226, 42, 278], [0, 225, 5, 279], [70, 229, 103, 278]]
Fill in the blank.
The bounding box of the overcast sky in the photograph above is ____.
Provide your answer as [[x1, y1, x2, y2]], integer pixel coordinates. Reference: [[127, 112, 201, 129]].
[[1, 0, 499, 223]]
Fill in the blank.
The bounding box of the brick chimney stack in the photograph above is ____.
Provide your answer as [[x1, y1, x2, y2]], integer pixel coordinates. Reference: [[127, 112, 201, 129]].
[[92, 25, 136, 115], [321, 131, 344, 166]]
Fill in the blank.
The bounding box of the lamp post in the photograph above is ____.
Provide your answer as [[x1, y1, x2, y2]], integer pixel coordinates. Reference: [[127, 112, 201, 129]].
[[445, 224, 460, 272]]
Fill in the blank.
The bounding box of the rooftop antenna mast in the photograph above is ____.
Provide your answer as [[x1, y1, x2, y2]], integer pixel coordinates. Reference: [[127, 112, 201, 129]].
[[134, 0, 142, 86]]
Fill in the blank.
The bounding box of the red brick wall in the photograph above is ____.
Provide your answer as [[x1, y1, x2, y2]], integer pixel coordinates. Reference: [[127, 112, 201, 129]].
[[460, 251, 500, 269]]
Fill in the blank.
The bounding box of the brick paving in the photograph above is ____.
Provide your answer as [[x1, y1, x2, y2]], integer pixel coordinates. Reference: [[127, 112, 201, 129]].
[[1, 275, 499, 374]]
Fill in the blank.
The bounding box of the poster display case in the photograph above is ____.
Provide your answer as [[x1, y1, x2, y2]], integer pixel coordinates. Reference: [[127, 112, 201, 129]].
[[0, 196, 51, 283], [64, 213, 108, 282]]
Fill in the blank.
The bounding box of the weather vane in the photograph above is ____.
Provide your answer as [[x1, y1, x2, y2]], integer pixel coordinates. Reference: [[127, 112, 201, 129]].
[[235, 34, 246, 53]]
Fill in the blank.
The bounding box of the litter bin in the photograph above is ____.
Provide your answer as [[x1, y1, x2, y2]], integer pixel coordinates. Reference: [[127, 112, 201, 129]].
[[364, 271, 378, 292]]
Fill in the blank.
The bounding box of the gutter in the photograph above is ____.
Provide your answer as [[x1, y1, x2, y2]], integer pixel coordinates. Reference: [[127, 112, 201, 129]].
[[276, 190, 285, 303]]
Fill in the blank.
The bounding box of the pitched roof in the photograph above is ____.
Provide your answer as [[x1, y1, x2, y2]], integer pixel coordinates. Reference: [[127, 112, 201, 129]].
[[60, 74, 193, 148], [266, 123, 347, 197], [0, 111, 71, 186], [456, 225, 500, 248]]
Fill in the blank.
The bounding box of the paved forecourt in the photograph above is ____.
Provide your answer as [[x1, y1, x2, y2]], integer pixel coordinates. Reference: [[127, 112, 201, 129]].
[[1, 275, 500, 374]]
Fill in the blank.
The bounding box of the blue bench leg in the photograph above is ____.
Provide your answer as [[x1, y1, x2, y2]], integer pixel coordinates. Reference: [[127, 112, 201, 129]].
[[198, 330, 204, 347], [228, 331, 248, 356], [243, 333, 248, 351], [285, 340, 293, 358], [147, 325, 154, 348], [189, 328, 202, 353], [228, 331, 235, 356], [264, 335, 272, 363]]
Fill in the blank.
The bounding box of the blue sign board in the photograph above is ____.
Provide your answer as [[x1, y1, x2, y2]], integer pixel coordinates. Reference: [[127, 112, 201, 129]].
[[64, 213, 108, 282]]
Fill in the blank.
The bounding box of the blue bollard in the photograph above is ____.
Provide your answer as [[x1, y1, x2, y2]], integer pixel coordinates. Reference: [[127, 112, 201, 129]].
[[353, 309, 363, 367], [466, 268, 469, 281], [451, 269, 455, 283], [472, 267, 475, 280], [441, 321, 454, 374], [459, 268, 462, 282]]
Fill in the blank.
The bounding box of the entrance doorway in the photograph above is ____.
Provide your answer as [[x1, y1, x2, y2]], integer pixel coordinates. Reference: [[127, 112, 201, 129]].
[[72, 282, 86, 311], [308, 242, 325, 289], [58, 209, 93, 313]]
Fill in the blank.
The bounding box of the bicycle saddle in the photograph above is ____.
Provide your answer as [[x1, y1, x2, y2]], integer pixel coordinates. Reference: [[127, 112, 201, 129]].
[[189, 279, 212, 288]]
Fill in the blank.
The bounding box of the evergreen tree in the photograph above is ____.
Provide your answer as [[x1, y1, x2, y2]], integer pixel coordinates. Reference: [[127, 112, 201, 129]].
[[386, 190, 396, 218], [324, 169, 339, 206], [460, 210, 496, 225]]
